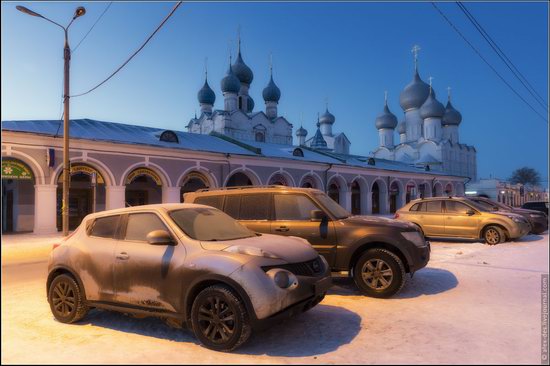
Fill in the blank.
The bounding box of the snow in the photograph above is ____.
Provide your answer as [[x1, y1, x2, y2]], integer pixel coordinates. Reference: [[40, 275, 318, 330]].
[[1, 232, 548, 364]]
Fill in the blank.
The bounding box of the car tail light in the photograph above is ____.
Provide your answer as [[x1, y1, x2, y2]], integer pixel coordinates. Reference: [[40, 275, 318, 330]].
[[52, 243, 61, 250], [394, 213, 400, 219]]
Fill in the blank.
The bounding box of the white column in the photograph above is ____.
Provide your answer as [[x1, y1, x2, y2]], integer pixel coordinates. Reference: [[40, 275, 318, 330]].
[[106, 185, 126, 210], [163, 187, 182, 204], [265, 101, 278, 119], [341, 188, 352, 212], [361, 188, 370, 215], [34, 184, 58, 235]]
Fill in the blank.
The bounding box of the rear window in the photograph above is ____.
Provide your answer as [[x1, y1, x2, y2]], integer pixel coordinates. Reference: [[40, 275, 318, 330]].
[[410, 202, 425, 212], [90, 215, 120, 238], [194, 195, 224, 210], [239, 194, 270, 220], [223, 195, 241, 219]]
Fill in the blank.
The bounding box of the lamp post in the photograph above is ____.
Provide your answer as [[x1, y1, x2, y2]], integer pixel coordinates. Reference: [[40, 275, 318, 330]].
[[16, 5, 85, 236]]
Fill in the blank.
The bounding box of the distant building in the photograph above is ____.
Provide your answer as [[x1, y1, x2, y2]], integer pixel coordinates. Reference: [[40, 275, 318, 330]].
[[372, 48, 477, 181], [465, 178, 548, 207]]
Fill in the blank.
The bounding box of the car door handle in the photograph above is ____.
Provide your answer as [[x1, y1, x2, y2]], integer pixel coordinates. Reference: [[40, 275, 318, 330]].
[[116, 252, 130, 260], [275, 226, 290, 232]]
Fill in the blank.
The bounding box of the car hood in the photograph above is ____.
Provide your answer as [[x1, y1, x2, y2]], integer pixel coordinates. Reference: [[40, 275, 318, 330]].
[[341, 215, 418, 231], [493, 211, 524, 219], [512, 208, 545, 216], [200, 233, 317, 263]]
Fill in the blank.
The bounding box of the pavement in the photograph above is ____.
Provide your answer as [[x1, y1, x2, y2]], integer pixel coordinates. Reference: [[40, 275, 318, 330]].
[[1, 231, 548, 364]]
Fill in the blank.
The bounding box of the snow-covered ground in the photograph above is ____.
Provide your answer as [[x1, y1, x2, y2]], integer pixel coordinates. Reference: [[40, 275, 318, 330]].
[[1, 232, 548, 364]]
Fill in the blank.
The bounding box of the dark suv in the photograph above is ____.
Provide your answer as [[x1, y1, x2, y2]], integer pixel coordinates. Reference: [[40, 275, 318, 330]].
[[522, 201, 549, 216], [185, 186, 430, 298], [468, 196, 548, 235]]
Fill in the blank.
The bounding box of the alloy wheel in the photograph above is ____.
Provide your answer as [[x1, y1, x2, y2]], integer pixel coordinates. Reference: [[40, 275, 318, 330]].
[[197, 295, 236, 344], [51, 280, 76, 317], [361, 259, 394, 290], [485, 228, 500, 244]]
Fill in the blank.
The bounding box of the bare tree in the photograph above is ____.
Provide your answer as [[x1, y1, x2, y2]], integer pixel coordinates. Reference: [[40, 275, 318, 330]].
[[509, 167, 540, 187]]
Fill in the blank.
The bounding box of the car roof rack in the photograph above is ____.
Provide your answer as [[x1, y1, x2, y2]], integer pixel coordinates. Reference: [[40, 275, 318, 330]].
[[195, 185, 291, 193]]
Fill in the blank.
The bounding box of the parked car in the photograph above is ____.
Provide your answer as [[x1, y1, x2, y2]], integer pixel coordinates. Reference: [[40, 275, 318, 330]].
[[46, 204, 332, 352], [395, 197, 531, 244], [467, 196, 548, 235], [521, 201, 549, 216], [184, 186, 430, 298]]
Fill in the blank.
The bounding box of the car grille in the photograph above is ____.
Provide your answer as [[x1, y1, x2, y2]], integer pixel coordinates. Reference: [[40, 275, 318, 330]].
[[262, 256, 325, 277]]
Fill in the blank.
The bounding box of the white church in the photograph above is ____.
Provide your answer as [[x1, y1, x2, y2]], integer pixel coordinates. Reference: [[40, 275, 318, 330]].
[[372, 47, 477, 180]]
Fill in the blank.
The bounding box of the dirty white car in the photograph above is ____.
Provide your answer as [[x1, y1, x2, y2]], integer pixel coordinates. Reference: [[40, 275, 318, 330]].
[[46, 204, 331, 351]]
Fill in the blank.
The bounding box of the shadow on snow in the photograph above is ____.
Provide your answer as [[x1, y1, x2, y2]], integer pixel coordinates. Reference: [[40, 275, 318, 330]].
[[329, 267, 458, 299], [75, 303, 361, 357]]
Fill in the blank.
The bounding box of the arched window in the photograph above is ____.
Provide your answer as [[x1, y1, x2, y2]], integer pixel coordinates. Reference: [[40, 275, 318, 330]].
[[293, 148, 304, 157], [160, 130, 179, 143]]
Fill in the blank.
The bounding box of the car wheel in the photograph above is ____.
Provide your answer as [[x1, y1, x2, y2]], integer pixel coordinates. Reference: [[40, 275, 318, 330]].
[[353, 249, 406, 298], [48, 274, 89, 323], [484, 225, 505, 245], [191, 285, 251, 352]]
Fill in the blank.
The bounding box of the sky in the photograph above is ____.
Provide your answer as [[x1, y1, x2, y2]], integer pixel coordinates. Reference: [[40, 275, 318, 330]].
[[1, 1, 548, 183]]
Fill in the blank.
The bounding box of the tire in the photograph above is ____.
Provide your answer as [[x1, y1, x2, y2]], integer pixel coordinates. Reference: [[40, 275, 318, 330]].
[[483, 225, 505, 245], [353, 249, 406, 298], [48, 274, 89, 323], [190, 285, 252, 352]]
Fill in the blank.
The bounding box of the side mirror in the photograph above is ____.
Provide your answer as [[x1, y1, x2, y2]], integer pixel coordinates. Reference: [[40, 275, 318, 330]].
[[466, 209, 475, 216], [310, 210, 327, 222], [146, 230, 175, 245]]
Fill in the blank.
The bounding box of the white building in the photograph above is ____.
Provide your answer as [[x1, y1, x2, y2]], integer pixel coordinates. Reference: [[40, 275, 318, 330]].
[[1, 44, 470, 234], [372, 54, 477, 181], [465, 178, 548, 207]]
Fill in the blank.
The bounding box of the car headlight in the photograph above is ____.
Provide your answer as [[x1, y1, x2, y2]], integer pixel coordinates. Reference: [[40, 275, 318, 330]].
[[505, 215, 524, 223], [223, 245, 279, 259], [401, 231, 426, 247], [265, 269, 298, 289]]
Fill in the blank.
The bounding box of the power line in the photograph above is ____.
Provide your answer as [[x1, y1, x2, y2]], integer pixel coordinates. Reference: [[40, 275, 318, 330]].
[[456, 1, 548, 113], [431, 2, 548, 123], [72, 2, 113, 54], [71, 1, 182, 98]]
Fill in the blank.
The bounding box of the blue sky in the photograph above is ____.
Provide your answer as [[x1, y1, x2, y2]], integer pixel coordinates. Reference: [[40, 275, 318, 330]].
[[1, 1, 548, 182]]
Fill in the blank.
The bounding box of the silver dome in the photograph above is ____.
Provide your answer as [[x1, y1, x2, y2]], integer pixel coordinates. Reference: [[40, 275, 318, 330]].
[[232, 51, 254, 85], [296, 126, 308, 137], [319, 108, 335, 125], [197, 79, 215, 105], [420, 89, 445, 119], [262, 75, 281, 102], [221, 65, 241, 94], [442, 99, 462, 126], [399, 69, 431, 111], [375, 102, 398, 130], [247, 95, 255, 113]]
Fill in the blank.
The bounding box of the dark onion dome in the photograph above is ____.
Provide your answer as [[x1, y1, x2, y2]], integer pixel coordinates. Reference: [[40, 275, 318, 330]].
[[296, 125, 308, 137], [232, 51, 254, 85], [221, 65, 241, 94], [397, 120, 406, 135], [399, 69, 431, 111], [310, 122, 328, 148], [319, 108, 335, 125], [262, 74, 281, 102], [420, 88, 445, 119], [375, 102, 398, 130], [442, 99, 462, 126], [197, 79, 215, 105], [247, 95, 255, 113]]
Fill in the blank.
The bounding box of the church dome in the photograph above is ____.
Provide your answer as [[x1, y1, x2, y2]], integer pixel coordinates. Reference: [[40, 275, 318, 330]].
[[420, 89, 445, 119], [247, 95, 255, 113], [221, 65, 241, 94], [319, 108, 335, 125], [399, 69, 431, 111], [197, 79, 215, 105], [397, 120, 406, 135], [442, 99, 462, 126], [375, 102, 398, 130], [296, 126, 308, 137], [232, 51, 254, 85], [262, 75, 281, 102]]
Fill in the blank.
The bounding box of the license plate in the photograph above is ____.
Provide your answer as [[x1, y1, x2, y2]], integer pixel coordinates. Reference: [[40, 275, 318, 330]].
[[314, 276, 333, 295]]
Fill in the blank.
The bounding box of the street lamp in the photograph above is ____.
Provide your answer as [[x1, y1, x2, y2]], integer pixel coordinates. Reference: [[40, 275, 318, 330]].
[[16, 5, 85, 236]]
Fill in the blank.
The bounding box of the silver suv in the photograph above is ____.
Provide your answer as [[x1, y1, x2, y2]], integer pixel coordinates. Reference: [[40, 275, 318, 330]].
[[46, 204, 331, 351]]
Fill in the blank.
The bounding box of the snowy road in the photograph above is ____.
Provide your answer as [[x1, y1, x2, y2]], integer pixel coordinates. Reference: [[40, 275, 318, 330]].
[[2, 233, 548, 364]]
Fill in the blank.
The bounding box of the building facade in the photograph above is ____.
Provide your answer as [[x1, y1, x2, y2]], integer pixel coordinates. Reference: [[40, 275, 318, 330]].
[[372, 56, 477, 181], [465, 178, 549, 207]]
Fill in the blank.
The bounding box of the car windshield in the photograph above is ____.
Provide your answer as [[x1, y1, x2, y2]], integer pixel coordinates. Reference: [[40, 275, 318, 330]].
[[169, 207, 255, 241], [314, 193, 351, 219], [464, 199, 492, 212]]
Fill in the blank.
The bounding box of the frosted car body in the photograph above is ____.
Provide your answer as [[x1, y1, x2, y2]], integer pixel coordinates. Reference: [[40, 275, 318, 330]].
[[46, 204, 331, 351]]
